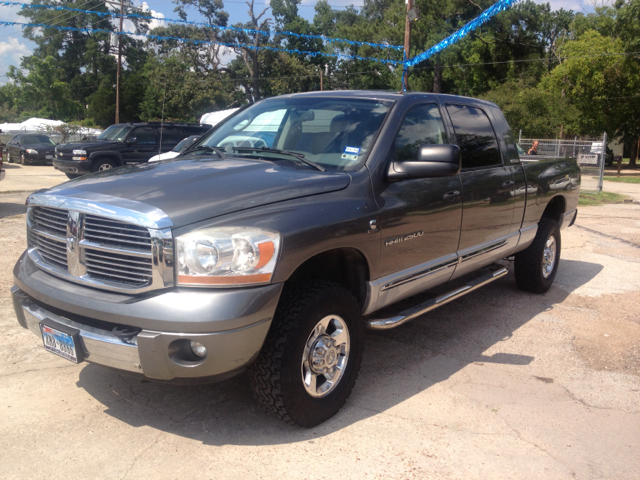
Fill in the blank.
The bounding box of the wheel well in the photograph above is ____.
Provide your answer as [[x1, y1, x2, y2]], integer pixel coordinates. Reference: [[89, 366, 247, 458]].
[[287, 248, 370, 308], [94, 155, 121, 166], [542, 195, 566, 223]]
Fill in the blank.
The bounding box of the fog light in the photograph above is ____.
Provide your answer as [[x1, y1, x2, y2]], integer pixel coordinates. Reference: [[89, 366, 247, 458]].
[[190, 341, 207, 358]]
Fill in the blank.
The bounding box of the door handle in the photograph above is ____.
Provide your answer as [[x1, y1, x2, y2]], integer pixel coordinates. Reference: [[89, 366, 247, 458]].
[[443, 190, 461, 201]]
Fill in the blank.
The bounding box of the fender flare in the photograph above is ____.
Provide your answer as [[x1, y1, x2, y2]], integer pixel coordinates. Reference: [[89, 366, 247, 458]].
[[88, 150, 124, 166]]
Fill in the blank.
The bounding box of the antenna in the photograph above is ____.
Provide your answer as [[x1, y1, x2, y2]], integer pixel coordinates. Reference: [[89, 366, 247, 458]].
[[158, 74, 167, 155]]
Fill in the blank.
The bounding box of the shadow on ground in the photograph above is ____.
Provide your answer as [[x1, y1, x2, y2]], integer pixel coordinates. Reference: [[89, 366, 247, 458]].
[[75, 258, 603, 445]]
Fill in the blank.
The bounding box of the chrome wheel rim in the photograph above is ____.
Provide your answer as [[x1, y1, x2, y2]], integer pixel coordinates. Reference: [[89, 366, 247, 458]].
[[98, 163, 112, 171], [301, 315, 350, 398], [542, 235, 557, 278]]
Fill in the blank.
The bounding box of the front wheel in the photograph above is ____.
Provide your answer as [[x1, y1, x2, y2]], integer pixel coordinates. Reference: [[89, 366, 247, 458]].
[[92, 158, 116, 172], [515, 218, 561, 294], [250, 280, 364, 427], [20, 152, 26, 165]]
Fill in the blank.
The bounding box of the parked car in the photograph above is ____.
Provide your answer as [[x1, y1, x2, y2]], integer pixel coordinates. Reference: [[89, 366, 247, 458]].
[[148, 135, 200, 163], [5, 134, 57, 165], [12, 91, 580, 427], [53, 122, 210, 178]]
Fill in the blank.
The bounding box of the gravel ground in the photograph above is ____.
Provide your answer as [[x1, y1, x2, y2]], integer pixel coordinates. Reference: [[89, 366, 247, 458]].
[[0, 185, 639, 479]]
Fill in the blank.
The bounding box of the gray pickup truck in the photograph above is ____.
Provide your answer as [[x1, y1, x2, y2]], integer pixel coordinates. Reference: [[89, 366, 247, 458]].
[[12, 91, 580, 427]]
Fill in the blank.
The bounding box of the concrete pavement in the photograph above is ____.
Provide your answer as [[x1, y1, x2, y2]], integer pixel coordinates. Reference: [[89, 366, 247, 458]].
[[0, 163, 67, 193]]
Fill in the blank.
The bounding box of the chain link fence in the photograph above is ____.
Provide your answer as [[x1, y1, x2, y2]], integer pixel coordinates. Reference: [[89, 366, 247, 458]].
[[519, 134, 607, 192]]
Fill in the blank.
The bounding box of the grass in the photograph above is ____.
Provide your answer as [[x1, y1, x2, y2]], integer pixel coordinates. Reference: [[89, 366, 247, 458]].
[[579, 191, 632, 206], [602, 176, 640, 184]]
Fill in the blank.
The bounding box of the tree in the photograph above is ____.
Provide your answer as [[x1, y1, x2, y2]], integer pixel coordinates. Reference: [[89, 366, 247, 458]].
[[540, 30, 640, 147]]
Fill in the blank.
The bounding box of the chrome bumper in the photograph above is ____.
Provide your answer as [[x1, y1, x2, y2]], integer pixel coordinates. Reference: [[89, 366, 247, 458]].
[[12, 287, 273, 381], [18, 295, 142, 373]]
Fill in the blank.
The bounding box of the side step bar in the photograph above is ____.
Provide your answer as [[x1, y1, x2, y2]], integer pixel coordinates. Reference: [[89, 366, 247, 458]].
[[366, 266, 508, 330]]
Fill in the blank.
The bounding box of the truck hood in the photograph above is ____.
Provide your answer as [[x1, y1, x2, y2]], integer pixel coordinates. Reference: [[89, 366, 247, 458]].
[[43, 157, 351, 228], [58, 140, 117, 150]]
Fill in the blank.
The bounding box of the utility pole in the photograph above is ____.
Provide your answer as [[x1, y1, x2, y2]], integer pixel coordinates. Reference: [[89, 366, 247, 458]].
[[402, 0, 414, 91], [115, 0, 124, 124], [320, 69, 323, 91]]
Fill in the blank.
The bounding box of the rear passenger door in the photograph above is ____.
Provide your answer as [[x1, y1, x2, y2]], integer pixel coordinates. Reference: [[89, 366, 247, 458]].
[[444, 103, 517, 279], [157, 126, 185, 154]]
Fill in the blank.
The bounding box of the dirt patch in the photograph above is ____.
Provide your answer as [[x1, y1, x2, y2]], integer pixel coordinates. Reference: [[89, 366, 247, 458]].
[[559, 291, 640, 376]]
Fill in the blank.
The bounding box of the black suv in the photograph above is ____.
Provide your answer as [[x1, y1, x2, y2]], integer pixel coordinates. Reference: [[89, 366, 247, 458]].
[[53, 122, 210, 178]]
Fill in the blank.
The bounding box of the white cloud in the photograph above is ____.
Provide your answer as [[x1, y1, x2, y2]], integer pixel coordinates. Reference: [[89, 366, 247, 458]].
[[0, 37, 32, 84]]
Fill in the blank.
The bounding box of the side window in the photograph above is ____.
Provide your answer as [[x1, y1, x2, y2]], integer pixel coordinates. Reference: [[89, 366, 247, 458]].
[[158, 126, 184, 143], [446, 105, 502, 169], [395, 104, 447, 162], [131, 126, 157, 144]]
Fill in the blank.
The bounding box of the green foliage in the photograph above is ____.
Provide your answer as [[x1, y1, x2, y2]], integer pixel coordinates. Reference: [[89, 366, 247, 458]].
[[482, 78, 580, 138]]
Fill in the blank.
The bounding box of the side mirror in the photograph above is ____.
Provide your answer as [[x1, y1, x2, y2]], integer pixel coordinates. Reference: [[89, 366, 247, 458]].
[[388, 144, 461, 180], [128, 137, 138, 145]]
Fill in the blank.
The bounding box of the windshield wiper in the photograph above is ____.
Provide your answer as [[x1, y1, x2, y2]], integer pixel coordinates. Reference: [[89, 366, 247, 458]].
[[183, 145, 225, 158], [232, 147, 325, 172]]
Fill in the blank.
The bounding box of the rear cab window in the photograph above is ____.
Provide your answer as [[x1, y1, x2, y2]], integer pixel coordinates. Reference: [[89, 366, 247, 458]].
[[445, 104, 503, 169]]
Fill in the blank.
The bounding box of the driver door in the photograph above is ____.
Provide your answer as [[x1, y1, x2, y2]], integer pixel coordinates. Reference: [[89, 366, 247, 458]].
[[374, 103, 463, 307]]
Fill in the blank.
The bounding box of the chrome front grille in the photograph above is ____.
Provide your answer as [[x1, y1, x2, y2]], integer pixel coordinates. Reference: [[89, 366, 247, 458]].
[[85, 250, 153, 285], [31, 206, 67, 236], [26, 205, 173, 293], [27, 229, 68, 270], [84, 215, 152, 250]]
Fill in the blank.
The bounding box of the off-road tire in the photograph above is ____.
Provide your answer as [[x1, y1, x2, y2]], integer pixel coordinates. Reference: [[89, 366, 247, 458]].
[[515, 218, 561, 294], [249, 280, 364, 428], [92, 158, 117, 172]]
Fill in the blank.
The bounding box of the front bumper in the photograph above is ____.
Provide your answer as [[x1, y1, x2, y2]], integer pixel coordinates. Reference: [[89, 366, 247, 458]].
[[53, 158, 92, 174], [13, 251, 282, 381]]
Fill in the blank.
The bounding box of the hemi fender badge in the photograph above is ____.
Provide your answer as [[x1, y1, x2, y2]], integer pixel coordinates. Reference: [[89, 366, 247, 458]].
[[385, 231, 424, 246]]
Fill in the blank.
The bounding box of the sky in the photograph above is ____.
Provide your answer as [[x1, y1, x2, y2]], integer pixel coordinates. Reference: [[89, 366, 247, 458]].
[[0, 0, 596, 85]]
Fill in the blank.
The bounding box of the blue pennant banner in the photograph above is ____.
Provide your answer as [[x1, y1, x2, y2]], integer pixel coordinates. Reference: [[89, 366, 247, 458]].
[[0, 20, 403, 65], [0, 1, 403, 51], [405, 0, 520, 68]]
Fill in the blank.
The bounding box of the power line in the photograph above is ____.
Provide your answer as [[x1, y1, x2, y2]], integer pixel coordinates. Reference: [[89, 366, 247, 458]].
[[0, 19, 402, 64], [0, 0, 104, 40]]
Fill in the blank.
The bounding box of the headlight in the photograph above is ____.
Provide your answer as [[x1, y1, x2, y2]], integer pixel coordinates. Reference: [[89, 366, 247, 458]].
[[73, 149, 87, 155], [176, 227, 280, 286], [26, 149, 38, 154]]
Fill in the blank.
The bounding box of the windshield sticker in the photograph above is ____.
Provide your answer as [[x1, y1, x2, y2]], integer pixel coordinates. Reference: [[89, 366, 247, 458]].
[[341, 146, 361, 161]]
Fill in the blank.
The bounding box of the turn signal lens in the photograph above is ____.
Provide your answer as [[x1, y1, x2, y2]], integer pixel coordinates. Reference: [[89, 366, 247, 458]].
[[176, 227, 280, 287]]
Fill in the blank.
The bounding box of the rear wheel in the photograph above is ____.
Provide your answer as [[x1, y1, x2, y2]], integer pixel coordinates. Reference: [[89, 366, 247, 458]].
[[92, 158, 116, 172], [515, 218, 561, 293], [6, 152, 11, 163], [250, 280, 364, 427]]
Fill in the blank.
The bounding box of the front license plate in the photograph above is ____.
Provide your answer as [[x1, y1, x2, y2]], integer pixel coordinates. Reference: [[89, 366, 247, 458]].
[[45, 155, 53, 159], [39, 320, 81, 363]]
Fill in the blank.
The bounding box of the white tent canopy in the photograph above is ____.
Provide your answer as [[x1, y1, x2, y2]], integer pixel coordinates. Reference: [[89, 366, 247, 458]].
[[0, 117, 101, 135], [199, 108, 239, 127]]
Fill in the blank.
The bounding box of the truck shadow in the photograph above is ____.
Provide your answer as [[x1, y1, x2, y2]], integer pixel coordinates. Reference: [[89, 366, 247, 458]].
[[76, 259, 602, 445]]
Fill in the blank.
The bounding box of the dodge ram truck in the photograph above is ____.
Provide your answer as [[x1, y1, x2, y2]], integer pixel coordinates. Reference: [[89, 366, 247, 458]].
[[12, 91, 580, 427]]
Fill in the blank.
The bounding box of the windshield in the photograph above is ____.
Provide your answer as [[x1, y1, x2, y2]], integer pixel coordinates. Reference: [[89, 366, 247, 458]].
[[97, 125, 132, 142], [191, 97, 392, 171], [22, 135, 55, 146]]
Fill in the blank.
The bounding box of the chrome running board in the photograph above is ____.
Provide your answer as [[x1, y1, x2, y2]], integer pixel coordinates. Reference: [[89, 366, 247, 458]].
[[366, 266, 508, 330]]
